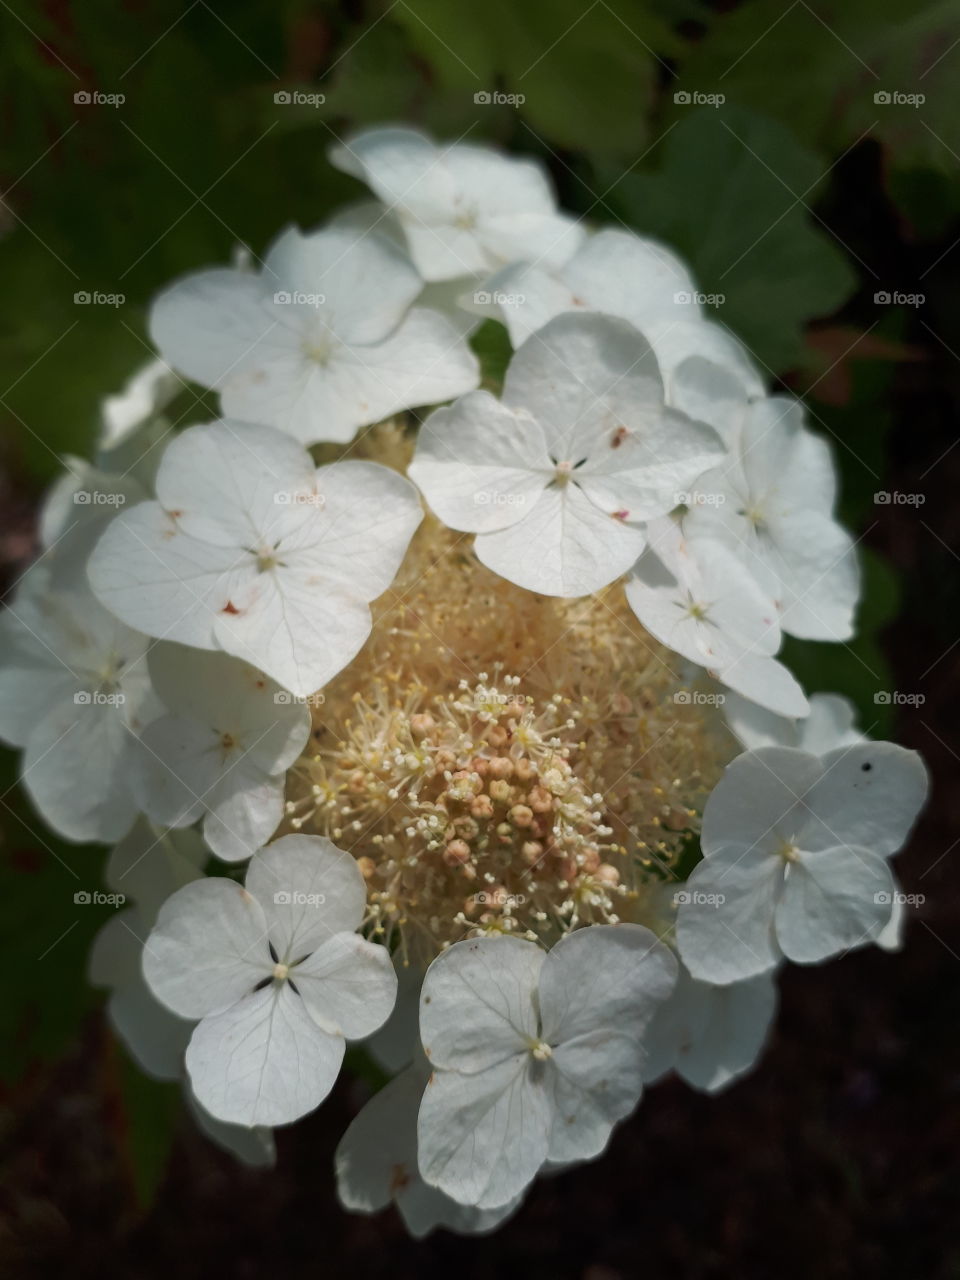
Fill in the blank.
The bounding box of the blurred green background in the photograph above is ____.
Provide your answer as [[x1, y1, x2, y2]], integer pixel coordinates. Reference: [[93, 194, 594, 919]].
[[0, 2, 958, 1276]]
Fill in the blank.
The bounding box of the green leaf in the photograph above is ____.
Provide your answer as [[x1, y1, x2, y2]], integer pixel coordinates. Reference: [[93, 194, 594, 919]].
[[387, 0, 679, 155], [469, 318, 513, 390], [607, 106, 857, 372], [674, 0, 960, 204]]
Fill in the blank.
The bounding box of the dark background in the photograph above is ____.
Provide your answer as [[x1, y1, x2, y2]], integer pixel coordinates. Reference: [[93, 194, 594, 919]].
[[1, 2, 958, 1276]]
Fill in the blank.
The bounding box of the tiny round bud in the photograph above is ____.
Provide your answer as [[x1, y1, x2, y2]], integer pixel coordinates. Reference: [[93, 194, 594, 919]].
[[596, 863, 620, 885], [470, 793, 494, 819], [489, 779, 513, 803], [514, 758, 536, 782], [356, 856, 377, 880], [488, 756, 514, 780], [509, 803, 534, 828], [580, 847, 600, 873], [521, 840, 544, 864], [443, 839, 471, 866], [527, 785, 553, 813], [410, 712, 435, 737]]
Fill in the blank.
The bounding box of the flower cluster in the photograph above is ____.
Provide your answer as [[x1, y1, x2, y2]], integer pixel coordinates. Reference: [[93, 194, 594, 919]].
[[0, 126, 928, 1237]]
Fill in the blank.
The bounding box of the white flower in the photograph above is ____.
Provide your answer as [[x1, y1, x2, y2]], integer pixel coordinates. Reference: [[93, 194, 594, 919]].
[[470, 227, 694, 337], [336, 1058, 522, 1239], [468, 227, 763, 396], [668, 353, 758, 450], [625, 517, 808, 716], [88, 420, 423, 697], [149, 225, 479, 445], [685, 395, 860, 640], [142, 834, 396, 1126], [416, 925, 677, 1209], [724, 690, 864, 753], [329, 126, 583, 282], [408, 313, 724, 597], [643, 962, 778, 1093], [0, 567, 153, 842], [129, 645, 311, 862], [676, 744, 928, 984]]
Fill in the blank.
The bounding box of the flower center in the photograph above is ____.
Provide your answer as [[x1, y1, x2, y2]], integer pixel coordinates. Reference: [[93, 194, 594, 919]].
[[528, 1037, 553, 1061], [281, 502, 734, 964], [273, 962, 290, 981]]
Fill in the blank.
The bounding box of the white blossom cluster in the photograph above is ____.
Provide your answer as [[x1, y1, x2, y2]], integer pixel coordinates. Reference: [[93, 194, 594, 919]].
[[0, 126, 928, 1236]]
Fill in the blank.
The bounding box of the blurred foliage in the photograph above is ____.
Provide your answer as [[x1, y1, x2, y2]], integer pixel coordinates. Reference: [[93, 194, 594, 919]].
[[0, 0, 955, 1208]]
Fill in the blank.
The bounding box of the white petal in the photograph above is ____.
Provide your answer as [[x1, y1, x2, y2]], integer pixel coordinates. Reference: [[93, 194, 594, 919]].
[[775, 846, 895, 963], [560, 229, 698, 332], [669, 355, 749, 448], [149, 268, 288, 390], [538, 924, 677, 1046], [142, 877, 270, 1018], [701, 747, 822, 858], [22, 698, 140, 843], [263, 225, 421, 345], [798, 694, 864, 754], [417, 1057, 550, 1209], [476, 483, 648, 598], [294, 932, 396, 1039], [409, 392, 550, 534], [186, 981, 343, 1126], [245, 834, 367, 957], [675, 844, 784, 984], [545, 1031, 646, 1164], [801, 742, 928, 858], [717, 652, 810, 717], [419, 936, 542, 1073], [203, 766, 286, 863]]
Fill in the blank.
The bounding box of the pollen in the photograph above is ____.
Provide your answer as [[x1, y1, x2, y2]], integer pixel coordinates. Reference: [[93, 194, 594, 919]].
[[281, 441, 733, 965]]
